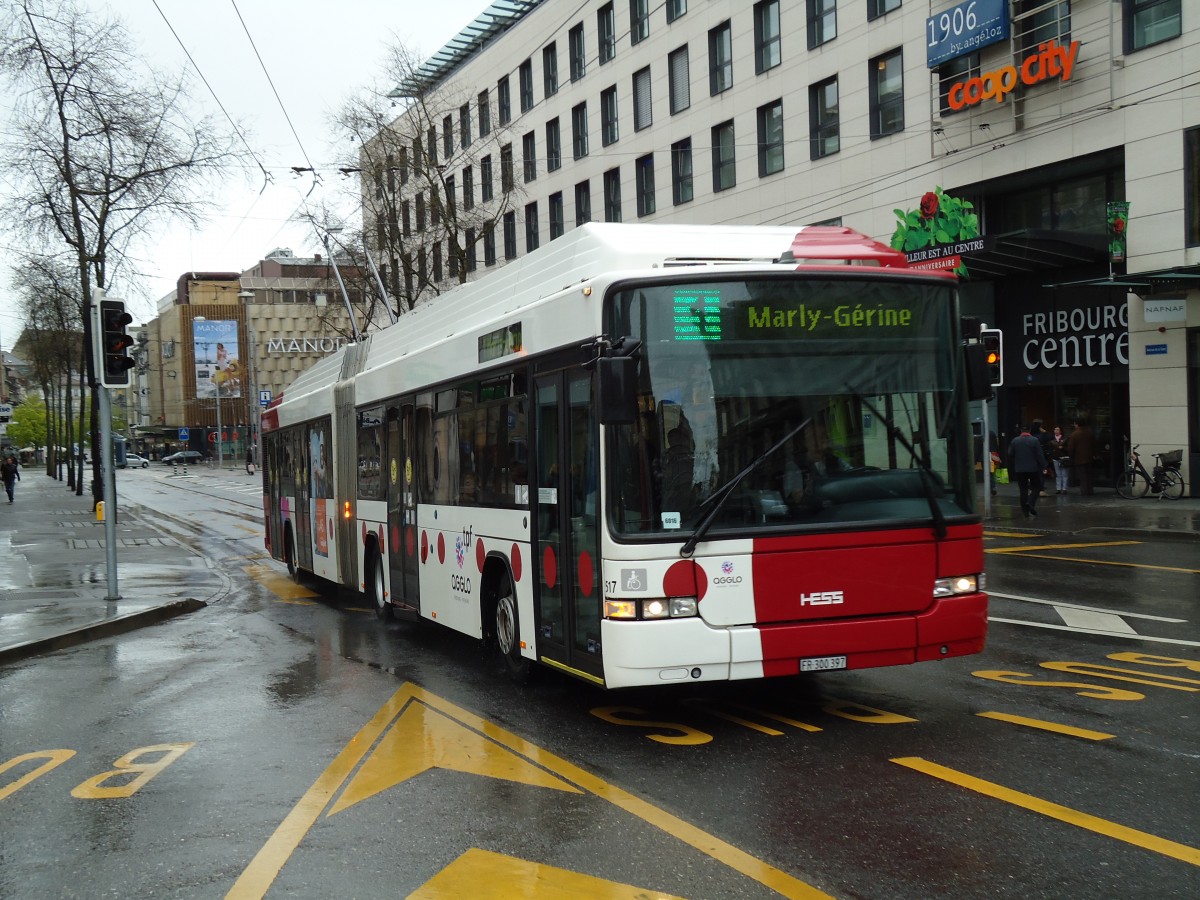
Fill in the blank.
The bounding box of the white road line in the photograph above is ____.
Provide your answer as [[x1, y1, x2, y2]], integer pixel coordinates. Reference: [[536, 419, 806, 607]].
[[987, 617, 1200, 648], [989, 591, 1188, 623]]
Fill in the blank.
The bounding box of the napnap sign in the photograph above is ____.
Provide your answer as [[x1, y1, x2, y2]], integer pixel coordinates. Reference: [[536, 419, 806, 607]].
[[927, 0, 1009, 68]]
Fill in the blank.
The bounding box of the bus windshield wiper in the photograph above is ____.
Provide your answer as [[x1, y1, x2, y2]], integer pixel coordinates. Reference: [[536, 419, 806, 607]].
[[679, 414, 815, 558], [846, 385, 947, 540]]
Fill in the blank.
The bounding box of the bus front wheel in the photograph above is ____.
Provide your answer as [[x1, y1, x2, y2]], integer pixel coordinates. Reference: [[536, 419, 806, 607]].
[[367, 546, 392, 620], [494, 573, 530, 682]]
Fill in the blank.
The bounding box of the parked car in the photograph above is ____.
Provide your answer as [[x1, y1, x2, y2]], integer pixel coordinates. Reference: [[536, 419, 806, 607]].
[[162, 450, 204, 466], [121, 453, 150, 469]]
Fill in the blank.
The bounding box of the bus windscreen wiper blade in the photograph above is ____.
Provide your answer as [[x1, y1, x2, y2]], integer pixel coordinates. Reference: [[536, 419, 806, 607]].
[[680, 414, 815, 558], [846, 385, 947, 540]]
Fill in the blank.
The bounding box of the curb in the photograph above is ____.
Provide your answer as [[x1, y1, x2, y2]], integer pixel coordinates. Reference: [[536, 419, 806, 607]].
[[1080, 526, 1200, 544], [0, 598, 208, 666]]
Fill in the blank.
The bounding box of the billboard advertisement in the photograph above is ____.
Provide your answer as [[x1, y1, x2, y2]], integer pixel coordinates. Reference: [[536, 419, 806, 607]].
[[193, 319, 242, 399]]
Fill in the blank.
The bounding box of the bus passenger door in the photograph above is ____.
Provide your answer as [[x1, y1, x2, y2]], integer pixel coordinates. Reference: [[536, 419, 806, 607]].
[[293, 430, 314, 573], [387, 403, 420, 614], [534, 370, 602, 681]]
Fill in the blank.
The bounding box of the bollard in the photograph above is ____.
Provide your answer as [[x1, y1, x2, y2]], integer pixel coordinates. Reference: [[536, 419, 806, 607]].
[[96, 500, 105, 521]]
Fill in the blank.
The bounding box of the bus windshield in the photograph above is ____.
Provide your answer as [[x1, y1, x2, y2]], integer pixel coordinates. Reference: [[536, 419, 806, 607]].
[[607, 274, 976, 538]]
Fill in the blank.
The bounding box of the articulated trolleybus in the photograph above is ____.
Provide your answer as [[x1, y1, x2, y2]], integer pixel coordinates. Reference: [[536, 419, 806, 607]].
[[262, 224, 990, 689]]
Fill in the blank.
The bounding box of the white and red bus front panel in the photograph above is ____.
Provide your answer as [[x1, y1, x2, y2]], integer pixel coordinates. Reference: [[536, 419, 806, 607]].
[[600, 524, 986, 689]]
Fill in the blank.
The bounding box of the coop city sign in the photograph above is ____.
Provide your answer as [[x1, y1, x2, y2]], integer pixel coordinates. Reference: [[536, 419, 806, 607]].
[[946, 39, 1080, 111]]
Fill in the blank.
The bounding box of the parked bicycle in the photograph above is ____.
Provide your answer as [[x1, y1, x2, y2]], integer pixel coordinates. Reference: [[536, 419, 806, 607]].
[[1116, 445, 1185, 500]]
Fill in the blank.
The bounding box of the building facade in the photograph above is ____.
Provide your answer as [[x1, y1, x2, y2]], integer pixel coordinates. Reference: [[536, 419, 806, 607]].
[[368, 0, 1197, 490]]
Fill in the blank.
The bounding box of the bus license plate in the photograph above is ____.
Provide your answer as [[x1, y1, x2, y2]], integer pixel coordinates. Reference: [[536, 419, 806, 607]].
[[800, 655, 847, 672]]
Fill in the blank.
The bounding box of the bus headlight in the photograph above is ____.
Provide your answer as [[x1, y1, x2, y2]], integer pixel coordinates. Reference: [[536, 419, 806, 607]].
[[603, 597, 699, 620], [642, 599, 669, 619], [604, 599, 638, 619], [933, 575, 979, 598], [669, 597, 698, 617]]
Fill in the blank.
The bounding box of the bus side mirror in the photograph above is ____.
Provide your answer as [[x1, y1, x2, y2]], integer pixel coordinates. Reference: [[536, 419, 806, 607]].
[[597, 356, 638, 425], [964, 343, 992, 401]]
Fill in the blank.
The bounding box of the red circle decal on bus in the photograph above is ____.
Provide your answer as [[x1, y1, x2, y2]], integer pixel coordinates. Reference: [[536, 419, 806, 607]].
[[577, 550, 595, 598], [476, 536, 486, 572], [361, 522, 367, 542], [404, 525, 414, 557], [511, 543, 522, 582], [543, 545, 557, 589], [378, 526, 385, 550], [392, 524, 401, 554], [437, 532, 445, 564], [664, 560, 707, 601], [421, 531, 429, 564]]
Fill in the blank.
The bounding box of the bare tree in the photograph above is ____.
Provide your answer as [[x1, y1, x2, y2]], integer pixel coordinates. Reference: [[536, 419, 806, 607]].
[[331, 39, 526, 318], [0, 0, 251, 500]]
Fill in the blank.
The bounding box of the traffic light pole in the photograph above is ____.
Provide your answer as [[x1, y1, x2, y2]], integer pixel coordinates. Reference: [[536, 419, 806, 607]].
[[982, 396, 992, 520], [97, 383, 120, 599]]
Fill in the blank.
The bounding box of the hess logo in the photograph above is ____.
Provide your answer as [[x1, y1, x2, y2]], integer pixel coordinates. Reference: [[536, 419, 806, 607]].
[[799, 590, 844, 606]]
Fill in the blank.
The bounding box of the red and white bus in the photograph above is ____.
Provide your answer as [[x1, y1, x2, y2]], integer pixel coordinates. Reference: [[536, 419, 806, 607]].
[[261, 223, 989, 688]]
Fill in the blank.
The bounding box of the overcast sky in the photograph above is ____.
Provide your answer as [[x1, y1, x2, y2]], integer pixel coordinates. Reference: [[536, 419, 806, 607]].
[[0, 0, 490, 345]]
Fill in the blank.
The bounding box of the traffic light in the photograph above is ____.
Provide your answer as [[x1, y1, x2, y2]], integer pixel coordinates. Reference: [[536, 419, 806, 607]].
[[96, 298, 135, 387], [981, 328, 1003, 387]]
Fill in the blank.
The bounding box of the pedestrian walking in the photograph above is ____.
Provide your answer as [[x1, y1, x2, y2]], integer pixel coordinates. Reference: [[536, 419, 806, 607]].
[[1008, 426, 1048, 519], [245, 447, 256, 476], [1, 454, 20, 503], [1049, 425, 1070, 493], [1066, 417, 1095, 495]]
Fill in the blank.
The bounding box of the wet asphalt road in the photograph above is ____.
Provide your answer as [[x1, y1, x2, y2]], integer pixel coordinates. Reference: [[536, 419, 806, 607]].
[[0, 470, 1197, 899]]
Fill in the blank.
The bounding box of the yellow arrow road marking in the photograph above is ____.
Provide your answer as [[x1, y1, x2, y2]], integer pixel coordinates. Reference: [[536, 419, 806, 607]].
[[410, 848, 687, 899], [228, 683, 830, 900], [975, 712, 1114, 741], [893, 757, 1200, 867]]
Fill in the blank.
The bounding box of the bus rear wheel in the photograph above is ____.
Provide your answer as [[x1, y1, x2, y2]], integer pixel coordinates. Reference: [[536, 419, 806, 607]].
[[494, 573, 530, 682], [367, 547, 392, 620]]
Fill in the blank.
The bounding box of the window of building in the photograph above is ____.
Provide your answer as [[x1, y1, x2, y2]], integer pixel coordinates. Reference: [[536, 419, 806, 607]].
[[398, 146, 409, 185], [809, 76, 839, 159], [575, 180, 592, 225], [522, 131, 536, 182], [757, 99, 784, 176], [427, 126, 438, 165], [431, 190, 441, 227], [459, 103, 472, 148], [601, 85, 619, 146], [598, 4, 616, 64], [442, 115, 454, 157], [462, 165, 474, 210], [478, 90, 491, 137], [497, 75, 512, 125], [412, 136, 422, 168], [500, 143, 514, 192], [545, 118, 562, 173], [503, 211, 517, 260], [630, 0, 650, 44], [570, 22, 587, 80], [712, 120, 736, 192], [549, 192, 565, 239], [633, 66, 652, 131], [1186, 126, 1200, 247], [668, 46, 690, 114], [671, 138, 693, 205], [869, 49, 904, 139], [484, 228, 497, 266], [708, 21, 733, 95], [418, 248, 427, 285], [1014, 0, 1070, 55], [938, 53, 979, 117], [635, 154, 655, 217], [385, 154, 395, 192], [450, 241, 460, 279], [432, 243, 443, 283], [572, 102, 589, 159], [604, 168, 622, 222], [415, 193, 426, 232], [868, 0, 901, 20], [402, 200, 411, 236], [518, 59, 534, 113], [807, 0, 836, 49], [754, 1, 781, 73], [481, 154, 493, 202], [466, 228, 477, 272], [667, 0, 687, 22], [444, 175, 456, 215], [543, 43, 559, 96], [525, 202, 539, 252], [1125, 0, 1181, 52]]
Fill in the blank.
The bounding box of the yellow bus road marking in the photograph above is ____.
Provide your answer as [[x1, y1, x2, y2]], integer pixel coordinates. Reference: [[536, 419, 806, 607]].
[[984, 531, 1039, 538], [228, 683, 830, 900], [892, 757, 1200, 867], [991, 553, 1200, 575], [975, 712, 1114, 741], [987, 540, 1141, 554], [243, 564, 319, 602], [410, 847, 687, 899]]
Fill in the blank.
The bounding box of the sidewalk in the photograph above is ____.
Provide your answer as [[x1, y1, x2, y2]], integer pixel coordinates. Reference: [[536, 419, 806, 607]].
[[1, 469, 1196, 666], [0, 470, 224, 665]]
